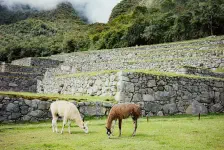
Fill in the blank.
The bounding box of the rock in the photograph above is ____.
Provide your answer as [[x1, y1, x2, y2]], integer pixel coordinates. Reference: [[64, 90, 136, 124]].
[[162, 103, 178, 115], [0, 104, 3, 109], [29, 110, 44, 117], [115, 92, 132, 103], [185, 105, 193, 114], [157, 111, 164, 116], [214, 82, 223, 88], [20, 105, 29, 115], [9, 83, 18, 87], [38, 101, 48, 110], [6, 103, 19, 112], [124, 82, 135, 93], [158, 80, 166, 85], [199, 92, 211, 103], [32, 100, 40, 108], [157, 85, 164, 91], [221, 93, 224, 106], [22, 115, 31, 121], [209, 103, 223, 113], [24, 100, 32, 106], [177, 101, 185, 112], [143, 94, 155, 101], [87, 88, 94, 96], [147, 80, 156, 87], [192, 100, 208, 115], [132, 93, 142, 102], [0, 95, 4, 100], [0, 116, 7, 122], [103, 103, 113, 108], [144, 102, 161, 113], [147, 112, 154, 117], [78, 102, 85, 106], [154, 91, 170, 101], [11, 113, 21, 119]]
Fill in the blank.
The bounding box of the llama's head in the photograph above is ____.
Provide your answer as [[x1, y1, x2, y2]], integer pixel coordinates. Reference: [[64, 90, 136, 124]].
[[83, 122, 88, 134], [106, 127, 112, 138]]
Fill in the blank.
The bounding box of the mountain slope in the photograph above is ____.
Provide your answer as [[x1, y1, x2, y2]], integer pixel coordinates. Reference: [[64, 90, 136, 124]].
[[0, 0, 224, 62], [0, 2, 89, 62], [90, 0, 224, 50]]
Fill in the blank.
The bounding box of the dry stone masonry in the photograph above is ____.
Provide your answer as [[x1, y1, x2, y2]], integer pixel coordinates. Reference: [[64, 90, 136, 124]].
[[38, 71, 118, 96], [0, 96, 113, 123], [0, 36, 224, 122], [115, 71, 224, 116]]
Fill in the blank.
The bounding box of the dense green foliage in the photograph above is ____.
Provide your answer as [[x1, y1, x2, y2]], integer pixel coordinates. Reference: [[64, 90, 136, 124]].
[[90, 0, 224, 49], [0, 2, 89, 62], [109, 0, 140, 22], [0, 0, 224, 62]]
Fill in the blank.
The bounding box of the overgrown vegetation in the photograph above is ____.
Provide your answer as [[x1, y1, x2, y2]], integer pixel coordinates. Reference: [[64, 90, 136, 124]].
[[0, 115, 224, 150], [0, 91, 116, 103], [0, 0, 224, 62], [90, 0, 224, 49]]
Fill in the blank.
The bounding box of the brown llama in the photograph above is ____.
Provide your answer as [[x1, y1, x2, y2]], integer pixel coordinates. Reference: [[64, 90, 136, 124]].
[[106, 103, 141, 138]]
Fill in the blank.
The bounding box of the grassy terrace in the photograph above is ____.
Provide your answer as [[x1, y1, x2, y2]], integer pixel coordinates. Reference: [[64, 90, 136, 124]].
[[56, 69, 224, 81], [0, 114, 224, 150], [0, 91, 116, 103]]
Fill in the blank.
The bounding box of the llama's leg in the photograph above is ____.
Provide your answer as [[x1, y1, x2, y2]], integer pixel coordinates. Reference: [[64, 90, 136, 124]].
[[68, 120, 71, 134], [132, 119, 137, 136], [61, 117, 67, 134], [112, 119, 117, 136], [52, 116, 58, 133], [118, 119, 122, 137]]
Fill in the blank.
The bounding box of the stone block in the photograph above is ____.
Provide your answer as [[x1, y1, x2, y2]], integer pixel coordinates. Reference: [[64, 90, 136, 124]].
[[6, 103, 19, 112], [192, 100, 208, 115], [162, 103, 178, 115], [147, 80, 156, 87], [157, 111, 164, 116], [209, 103, 223, 113], [143, 94, 155, 101], [144, 102, 161, 113]]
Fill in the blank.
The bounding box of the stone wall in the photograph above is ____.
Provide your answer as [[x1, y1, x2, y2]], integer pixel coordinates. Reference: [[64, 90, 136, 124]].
[[48, 38, 224, 74], [0, 96, 113, 123], [115, 71, 224, 116], [11, 57, 63, 68], [179, 66, 224, 78], [0, 63, 47, 75], [38, 70, 224, 116], [38, 71, 118, 97], [0, 76, 38, 92]]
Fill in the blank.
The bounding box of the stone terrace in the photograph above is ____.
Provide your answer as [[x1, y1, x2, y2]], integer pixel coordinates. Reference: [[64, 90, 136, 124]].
[[48, 36, 224, 75], [0, 58, 62, 92], [0, 36, 224, 118]]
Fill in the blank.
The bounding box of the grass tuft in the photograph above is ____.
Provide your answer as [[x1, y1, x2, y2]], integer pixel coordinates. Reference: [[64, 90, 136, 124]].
[[0, 91, 116, 103]]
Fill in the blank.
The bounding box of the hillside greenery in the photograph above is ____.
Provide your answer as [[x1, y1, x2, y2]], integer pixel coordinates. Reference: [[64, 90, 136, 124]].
[[0, 0, 224, 62]]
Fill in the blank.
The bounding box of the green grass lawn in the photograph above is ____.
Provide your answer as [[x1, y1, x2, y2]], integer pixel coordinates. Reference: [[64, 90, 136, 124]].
[[0, 115, 224, 150]]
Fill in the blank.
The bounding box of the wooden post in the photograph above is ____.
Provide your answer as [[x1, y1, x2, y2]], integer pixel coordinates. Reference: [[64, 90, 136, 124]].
[[147, 113, 149, 122], [198, 113, 200, 120]]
